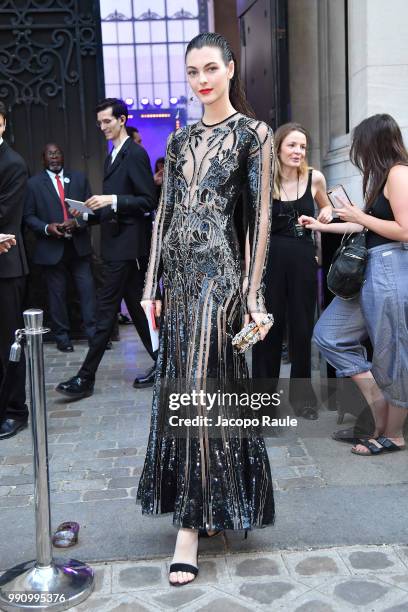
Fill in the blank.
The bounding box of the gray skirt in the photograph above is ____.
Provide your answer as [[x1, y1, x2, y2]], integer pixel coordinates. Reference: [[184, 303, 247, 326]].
[[313, 242, 408, 408]]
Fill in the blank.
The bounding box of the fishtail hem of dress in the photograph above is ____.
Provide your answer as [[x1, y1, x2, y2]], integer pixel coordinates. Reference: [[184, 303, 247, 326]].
[[135, 498, 276, 530]]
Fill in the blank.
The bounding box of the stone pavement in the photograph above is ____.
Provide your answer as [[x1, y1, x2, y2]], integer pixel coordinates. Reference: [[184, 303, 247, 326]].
[[0, 326, 407, 611], [65, 544, 408, 611]]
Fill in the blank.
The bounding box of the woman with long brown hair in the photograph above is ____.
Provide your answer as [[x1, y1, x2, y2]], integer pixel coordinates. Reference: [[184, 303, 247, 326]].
[[137, 32, 275, 586], [252, 122, 332, 419], [302, 113, 408, 455]]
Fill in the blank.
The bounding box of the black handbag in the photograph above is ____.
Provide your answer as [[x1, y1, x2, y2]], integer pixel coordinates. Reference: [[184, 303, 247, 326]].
[[327, 231, 368, 299]]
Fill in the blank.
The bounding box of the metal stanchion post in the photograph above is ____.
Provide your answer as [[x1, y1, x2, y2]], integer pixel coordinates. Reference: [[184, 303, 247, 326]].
[[0, 310, 94, 611]]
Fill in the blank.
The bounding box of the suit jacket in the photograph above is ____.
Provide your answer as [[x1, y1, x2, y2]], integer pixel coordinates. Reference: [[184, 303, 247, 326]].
[[89, 138, 157, 261], [23, 169, 93, 265], [0, 140, 29, 278]]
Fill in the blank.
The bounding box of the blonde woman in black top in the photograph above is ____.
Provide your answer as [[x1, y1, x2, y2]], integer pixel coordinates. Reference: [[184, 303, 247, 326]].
[[253, 122, 332, 419]]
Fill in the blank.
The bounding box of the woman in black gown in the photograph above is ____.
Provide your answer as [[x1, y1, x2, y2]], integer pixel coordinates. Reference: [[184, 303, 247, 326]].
[[137, 33, 275, 586]]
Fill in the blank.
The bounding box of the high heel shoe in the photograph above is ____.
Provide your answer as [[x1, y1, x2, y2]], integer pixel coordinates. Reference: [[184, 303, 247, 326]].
[[169, 530, 199, 587], [169, 549, 199, 587], [168, 561, 199, 586]]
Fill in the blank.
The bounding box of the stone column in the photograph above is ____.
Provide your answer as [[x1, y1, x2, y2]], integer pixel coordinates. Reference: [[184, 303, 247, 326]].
[[287, 0, 321, 166], [349, 0, 408, 138], [323, 0, 408, 196]]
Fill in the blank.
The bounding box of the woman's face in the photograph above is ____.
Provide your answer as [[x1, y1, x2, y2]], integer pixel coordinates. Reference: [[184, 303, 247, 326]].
[[186, 46, 234, 107], [278, 130, 307, 170]]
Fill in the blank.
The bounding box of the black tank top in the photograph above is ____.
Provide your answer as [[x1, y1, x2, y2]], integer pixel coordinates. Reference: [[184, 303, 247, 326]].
[[366, 191, 395, 249], [272, 169, 315, 240]]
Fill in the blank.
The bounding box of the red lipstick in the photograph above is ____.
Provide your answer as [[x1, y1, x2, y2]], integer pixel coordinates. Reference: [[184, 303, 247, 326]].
[[199, 88, 213, 95]]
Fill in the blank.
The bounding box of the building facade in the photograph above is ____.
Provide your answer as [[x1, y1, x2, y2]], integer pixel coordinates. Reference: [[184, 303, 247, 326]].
[[288, 0, 408, 199], [216, 0, 408, 198]]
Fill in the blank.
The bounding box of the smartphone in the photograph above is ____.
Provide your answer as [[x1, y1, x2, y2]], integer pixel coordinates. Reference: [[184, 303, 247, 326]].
[[327, 184, 353, 208], [0, 234, 15, 243]]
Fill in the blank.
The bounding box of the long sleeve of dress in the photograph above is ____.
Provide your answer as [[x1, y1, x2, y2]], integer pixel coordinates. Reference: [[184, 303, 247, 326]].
[[142, 131, 176, 301], [245, 123, 274, 313]]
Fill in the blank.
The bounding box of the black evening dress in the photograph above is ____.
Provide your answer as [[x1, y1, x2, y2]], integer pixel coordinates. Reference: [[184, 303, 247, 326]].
[[137, 112, 275, 531]]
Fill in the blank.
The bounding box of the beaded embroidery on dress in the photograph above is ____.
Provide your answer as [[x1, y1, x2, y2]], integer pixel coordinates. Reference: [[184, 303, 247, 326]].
[[137, 113, 275, 530]]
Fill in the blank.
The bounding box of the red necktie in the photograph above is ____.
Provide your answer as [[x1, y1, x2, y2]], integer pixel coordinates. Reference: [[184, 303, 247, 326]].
[[55, 174, 68, 221]]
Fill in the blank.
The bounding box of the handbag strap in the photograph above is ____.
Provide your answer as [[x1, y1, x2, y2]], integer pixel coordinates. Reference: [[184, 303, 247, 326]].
[[339, 209, 372, 245]]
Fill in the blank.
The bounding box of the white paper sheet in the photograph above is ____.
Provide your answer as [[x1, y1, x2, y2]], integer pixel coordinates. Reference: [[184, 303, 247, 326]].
[[142, 303, 160, 353], [65, 198, 96, 215]]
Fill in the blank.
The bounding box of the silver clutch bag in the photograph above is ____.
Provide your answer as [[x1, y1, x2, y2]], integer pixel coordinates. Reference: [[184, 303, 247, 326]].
[[232, 313, 274, 354]]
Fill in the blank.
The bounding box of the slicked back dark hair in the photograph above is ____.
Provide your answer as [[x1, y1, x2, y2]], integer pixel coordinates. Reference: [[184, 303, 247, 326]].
[[185, 32, 255, 119], [96, 98, 128, 123], [350, 114, 408, 209]]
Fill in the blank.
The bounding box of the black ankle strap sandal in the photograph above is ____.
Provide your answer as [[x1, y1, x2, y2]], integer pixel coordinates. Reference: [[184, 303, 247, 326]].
[[169, 563, 198, 587]]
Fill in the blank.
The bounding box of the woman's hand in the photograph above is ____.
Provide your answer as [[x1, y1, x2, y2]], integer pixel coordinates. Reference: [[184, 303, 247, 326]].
[[141, 299, 162, 318], [335, 198, 365, 224], [250, 312, 273, 340], [298, 215, 325, 231], [316, 206, 333, 224]]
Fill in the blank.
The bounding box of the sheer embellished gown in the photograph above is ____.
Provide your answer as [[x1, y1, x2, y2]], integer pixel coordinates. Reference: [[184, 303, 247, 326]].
[[137, 112, 275, 531]]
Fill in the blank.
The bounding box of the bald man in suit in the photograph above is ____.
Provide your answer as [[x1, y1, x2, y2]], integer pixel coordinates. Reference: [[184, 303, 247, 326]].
[[24, 143, 96, 351]]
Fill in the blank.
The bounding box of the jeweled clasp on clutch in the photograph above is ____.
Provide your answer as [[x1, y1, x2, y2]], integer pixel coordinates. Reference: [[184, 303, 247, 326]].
[[231, 313, 274, 353]]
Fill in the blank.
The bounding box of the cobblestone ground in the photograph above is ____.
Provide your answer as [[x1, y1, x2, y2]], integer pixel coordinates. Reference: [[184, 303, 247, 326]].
[[67, 545, 408, 612], [0, 326, 407, 611]]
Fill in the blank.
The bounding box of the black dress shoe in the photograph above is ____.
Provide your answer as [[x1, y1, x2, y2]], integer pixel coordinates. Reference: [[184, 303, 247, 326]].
[[56, 376, 94, 399], [133, 364, 156, 388], [57, 343, 74, 353], [0, 418, 28, 440], [118, 313, 132, 325], [294, 405, 318, 420]]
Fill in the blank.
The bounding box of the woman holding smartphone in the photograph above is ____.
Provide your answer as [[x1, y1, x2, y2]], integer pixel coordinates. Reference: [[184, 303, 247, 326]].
[[138, 33, 275, 586], [252, 123, 332, 420], [301, 114, 408, 455]]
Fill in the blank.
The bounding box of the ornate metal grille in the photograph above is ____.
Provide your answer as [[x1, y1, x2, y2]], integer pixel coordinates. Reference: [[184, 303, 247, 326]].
[[0, 0, 106, 180], [0, 1, 107, 339]]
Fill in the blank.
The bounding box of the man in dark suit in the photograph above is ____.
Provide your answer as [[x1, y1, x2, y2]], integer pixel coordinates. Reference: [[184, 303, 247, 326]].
[[24, 143, 96, 351], [0, 101, 29, 439], [56, 98, 157, 399]]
